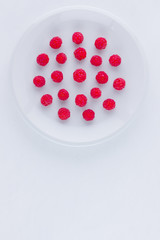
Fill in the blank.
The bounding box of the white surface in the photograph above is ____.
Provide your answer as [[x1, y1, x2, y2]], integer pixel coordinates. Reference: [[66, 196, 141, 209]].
[[0, 0, 160, 239]]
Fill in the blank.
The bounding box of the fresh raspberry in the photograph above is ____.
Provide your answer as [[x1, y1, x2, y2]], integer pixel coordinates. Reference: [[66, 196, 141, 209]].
[[90, 55, 102, 66], [58, 108, 70, 120], [41, 94, 53, 106], [83, 109, 95, 121], [109, 54, 121, 67], [33, 76, 45, 87], [51, 71, 63, 83], [74, 47, 87, 61], [103, 99, 116, 110], [95, 37, 107, 50], [58, 89, 69, 101], [96, 71, 108, 84], [72, 32, 84, 44], [73, 69, 86, 82], [37, 53, 49, 66], [50, 36, 62, 49], [113, 78, 126, 90], [90, 88, 101, 99], [56, 53, 67, 64], [75, 94, 87, 107]]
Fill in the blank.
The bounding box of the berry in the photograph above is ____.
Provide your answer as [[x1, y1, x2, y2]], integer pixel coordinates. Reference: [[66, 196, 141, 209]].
[[33, 76, 45, 87], [58, 89, 69, 101], [73, 69, 86, 82], [103, 99, 116, 110], [56, 53, 67, 64], [96, 71, 108, 84], [90, 88, 101, 99], [74, 47, 87, 61], [37, 53, 49, 66], [90, 55, 102, 66], [75, 94, 87, 107], [113, 78, 126, 90], [58, 108, 70, 120], [50, 36, 62, 49], [72, 32, 84, 44], [109, 54, 121, 67], [41, 94, 53, 106], [95, 37, 107, 50], [83, 109, 95, 121], [51, 71, 63, 83]]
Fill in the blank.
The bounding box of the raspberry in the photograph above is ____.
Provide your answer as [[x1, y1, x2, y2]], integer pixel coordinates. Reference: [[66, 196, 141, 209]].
[[109, 54, 121, 67], [90, 55, 102, 66], [90, 88, 101, 99], [75, 94, 87, 107], [103, 99, 116, 110], [73, 69, 86, 82], [83, 109, 95, 121], [41, 94, 53, 106], [74, 47, 87, 61], [33, 76, 45, 87], [51, 71, 63, 83], [37, 53, 49, 66], [58, 108, 70, 120], [50, 36, 62, 49], [72, 32, 84, 44], [96, 71, 108, 84], [95, 37, 107, 50], [113, 78, 126, 90], [56, 53, 67, 64], [58, 89, 69, 101]]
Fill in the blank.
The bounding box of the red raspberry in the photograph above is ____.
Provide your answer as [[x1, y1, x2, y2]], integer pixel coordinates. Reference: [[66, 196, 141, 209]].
[[72, 32, 84, 44], [56, 53, 67, 64], [58, 89, 69, 101], [51, 71, 63, 83], [83, 109, 95, 121], [50, 36, 62, 49], [33, 76, 45, 87], [75, 94, 87, 107], [113, 78, 126, 90], [58, 108, 70, 120], [95, 37, 107, 50], [109, 54, 121, 67], [73, 69, 86, 82], [90, 55, 102, 66], [74, 47, 87, 61], [41, 94, 53, 106], [96, 71, 108, 84], [103, 99, 116, 110], [37, 53, 49, 66], [90, 88, 102, 99]]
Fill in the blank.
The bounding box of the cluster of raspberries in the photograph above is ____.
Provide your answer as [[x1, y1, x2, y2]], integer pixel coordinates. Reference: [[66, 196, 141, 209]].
[[34, 32, 126, 121]]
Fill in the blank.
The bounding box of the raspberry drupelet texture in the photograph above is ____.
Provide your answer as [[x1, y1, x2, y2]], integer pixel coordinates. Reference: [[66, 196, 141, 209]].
[[109, 54, 121, 67], [83, 109, 95, 121], [51, 71, 63, 83], [96, 71, 108, 84], [75, 94, 87, 107], [74, 47, 87, 61], [33, 76, 45, 87], [73, 69, 86, 82], [58, 108, 70, 120], [113, 78, 126, 90], [90, 55, 102, 66], [103, 99, 116, 110], [90, 88, 102, 99], [72, 32, 84, 44], [37, 53, 49, 66], [58, 89, 69, 101], [50, 36, 62, 49], [95, 37, 107, 50], [41, 94, 53, 106], [56, 53, 67, 64]]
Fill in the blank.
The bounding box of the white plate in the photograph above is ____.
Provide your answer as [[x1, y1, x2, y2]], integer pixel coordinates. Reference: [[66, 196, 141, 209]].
[[11, 6, 148, 146]]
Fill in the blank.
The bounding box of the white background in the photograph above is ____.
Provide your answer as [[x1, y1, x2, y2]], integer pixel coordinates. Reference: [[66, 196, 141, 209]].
[[0, 0, 160, 239]]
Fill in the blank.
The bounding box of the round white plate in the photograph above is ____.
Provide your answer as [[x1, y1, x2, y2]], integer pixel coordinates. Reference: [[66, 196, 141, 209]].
[[11, 6, 148, 146]]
